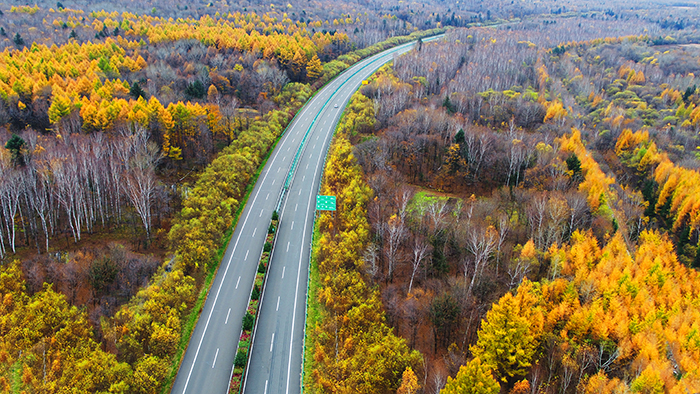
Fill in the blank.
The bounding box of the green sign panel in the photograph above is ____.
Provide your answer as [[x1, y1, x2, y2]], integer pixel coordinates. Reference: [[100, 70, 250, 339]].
[[316, 195, 336, 211]]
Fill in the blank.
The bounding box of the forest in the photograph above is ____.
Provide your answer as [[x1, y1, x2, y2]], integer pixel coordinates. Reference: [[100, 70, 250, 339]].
[[0, 0, 447, 392], [305, 9, 700, 394], [2, 0, 700, 392]]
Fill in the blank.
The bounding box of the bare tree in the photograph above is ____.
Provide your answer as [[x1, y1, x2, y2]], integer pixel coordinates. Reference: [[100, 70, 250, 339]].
[[431, 370, 446, 394], [0, 163, 22, 253], [565, 191, 588, 239], [506, 131, 528, 187], [495, 213, 510, 273], [122, 126, 164, 240], [576, 345, 597, 389], [466, 226, 497, 295], [560, 354, 576, 394], [220, 97, 239, 142], [362, 242, 380, 282], [527, 194, 548, 249], [384, 213, 407, 282], [26, 169, 51, 252], [394, 187, 413, 223], [425, 197, 448, 235], [546, 194, 569, 248], [408, 235, 430, 294], [508, 258, 530, 290], [596, 343, 620, 373]]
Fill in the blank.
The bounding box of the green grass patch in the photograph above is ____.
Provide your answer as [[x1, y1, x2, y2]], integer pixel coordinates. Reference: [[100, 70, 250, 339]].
[[10, 359, 22, 394], [406, 190, 460, 218]]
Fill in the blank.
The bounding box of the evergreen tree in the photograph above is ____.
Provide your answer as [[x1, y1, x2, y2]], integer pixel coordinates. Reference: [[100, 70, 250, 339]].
[[5, 134, 26, 166], [455, 128, 465, 144], [13, 33, 25, 47], [130, 82, 147, 99], [185, 80, 206, 99]]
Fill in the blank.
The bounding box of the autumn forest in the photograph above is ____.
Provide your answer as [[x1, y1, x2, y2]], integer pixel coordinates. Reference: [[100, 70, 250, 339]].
[[1, 0, 700, 393]]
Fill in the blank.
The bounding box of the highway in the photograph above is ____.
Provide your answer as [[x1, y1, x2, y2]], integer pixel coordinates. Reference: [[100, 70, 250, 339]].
[[171, 34, 442, 394]]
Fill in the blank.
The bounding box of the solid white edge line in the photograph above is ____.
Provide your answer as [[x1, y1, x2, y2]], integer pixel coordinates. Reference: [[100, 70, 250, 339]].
[[234, 37, 431, 394], [180, 123, 286, 393], [286, 117, 329, 394]]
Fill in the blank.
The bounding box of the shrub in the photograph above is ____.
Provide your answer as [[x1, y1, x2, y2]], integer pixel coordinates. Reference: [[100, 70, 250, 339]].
[[271, 211, 279, 221], [242, 312, 254, 331], [258, 262, 266, 274], [251, 284, 260, 300], [268, 223, 276, 234], [234, 350, 247, 368], [263, 242, 272, 253]]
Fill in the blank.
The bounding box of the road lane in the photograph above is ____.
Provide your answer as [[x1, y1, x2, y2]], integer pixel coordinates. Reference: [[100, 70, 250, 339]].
[[243, 35, 444, 394], [171, 34, 442, 394]]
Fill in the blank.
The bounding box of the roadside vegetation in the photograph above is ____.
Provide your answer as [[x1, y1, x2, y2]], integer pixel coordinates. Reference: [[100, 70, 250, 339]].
[[3, 0, 700, 392], [304, 15, 700, 394]]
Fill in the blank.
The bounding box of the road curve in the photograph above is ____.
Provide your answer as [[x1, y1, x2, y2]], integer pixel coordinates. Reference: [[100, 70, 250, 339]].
[[170, 34, 442, 394], [242, 35, 443, 394]]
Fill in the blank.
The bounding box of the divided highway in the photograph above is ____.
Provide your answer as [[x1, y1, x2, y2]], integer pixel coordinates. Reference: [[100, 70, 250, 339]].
[[171, 34, 443, 394]]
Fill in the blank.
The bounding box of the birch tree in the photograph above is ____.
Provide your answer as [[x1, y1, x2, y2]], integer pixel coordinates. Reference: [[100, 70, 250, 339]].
[[408, 236, 430, 295], [123, 126, 164, 240]]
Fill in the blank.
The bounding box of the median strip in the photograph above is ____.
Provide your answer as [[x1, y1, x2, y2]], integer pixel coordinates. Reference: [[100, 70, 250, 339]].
[[229, 211, 279, 393]]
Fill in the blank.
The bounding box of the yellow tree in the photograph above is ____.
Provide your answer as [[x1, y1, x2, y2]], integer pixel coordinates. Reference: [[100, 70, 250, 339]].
[[472, 280, 543, 384], [397, 367, 420, 394], [441, 358, 499, 394], [306, 53, 323, 80], [207, 84, 220, 104], [290, 49, 307, 81]]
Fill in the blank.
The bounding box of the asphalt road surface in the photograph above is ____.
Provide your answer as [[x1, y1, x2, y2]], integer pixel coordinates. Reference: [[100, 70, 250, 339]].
[[171, 34, 443, 394]]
